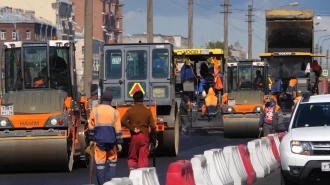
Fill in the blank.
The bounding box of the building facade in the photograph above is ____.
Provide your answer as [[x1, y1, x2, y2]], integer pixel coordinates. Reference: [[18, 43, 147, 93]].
[[0, 0, 75, 40], [0, 7, 57, 93], [70, 0, 124, 44], [123, 34, 188, 48], [75, 39, 104, 92], [229, 41, 247, 59]]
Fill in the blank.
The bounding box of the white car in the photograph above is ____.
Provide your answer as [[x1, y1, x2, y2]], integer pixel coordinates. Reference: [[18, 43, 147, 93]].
[[276, 93, 330, 185]]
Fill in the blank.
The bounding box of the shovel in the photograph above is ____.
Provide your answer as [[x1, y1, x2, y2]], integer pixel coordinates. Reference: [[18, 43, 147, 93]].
[[83, 145, 95, 185]]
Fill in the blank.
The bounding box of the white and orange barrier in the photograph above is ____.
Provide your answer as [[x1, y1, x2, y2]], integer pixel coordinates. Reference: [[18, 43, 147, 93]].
[[103, 177, 133, 185], [247, 139, 269, 177], [223, 146, 248, 185], [259, 137, 278, 172], [190, 154, 213, 185], [129, 167, 160, 185], [204, 149, 234, 185]]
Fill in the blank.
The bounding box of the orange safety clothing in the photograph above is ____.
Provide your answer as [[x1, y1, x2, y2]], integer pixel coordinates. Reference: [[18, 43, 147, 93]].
[[201, 87, 219, 116], [88, 103, 123, 185], [212, 57, 223, 90], [286, 79, 297, 97]]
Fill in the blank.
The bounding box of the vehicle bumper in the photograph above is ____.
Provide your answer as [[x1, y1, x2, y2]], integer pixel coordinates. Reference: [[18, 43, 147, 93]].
[[283, 160, 330, 185]]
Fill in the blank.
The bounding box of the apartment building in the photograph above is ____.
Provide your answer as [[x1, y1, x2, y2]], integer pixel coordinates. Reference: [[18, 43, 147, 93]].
[[70, 0, 124, 44], [0, 0, 75, 40]]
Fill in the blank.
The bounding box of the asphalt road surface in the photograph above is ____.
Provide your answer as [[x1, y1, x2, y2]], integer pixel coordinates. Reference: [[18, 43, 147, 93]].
[[0, 130, 280, 185]]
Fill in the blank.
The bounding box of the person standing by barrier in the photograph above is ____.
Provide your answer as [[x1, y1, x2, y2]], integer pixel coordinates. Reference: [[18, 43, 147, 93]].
[[121, 91, 158, 171], [88, 91, 123, 185], [259, 95, 284, 137]]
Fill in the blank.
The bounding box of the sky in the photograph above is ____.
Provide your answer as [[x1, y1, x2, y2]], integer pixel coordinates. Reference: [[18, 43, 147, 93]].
[[122, 0, 330, 58]]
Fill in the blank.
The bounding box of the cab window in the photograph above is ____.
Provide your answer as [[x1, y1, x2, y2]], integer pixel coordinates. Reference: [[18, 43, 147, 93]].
[[105, 50, 122, 79], [228, 66, 238, 92], [293, 103, 330, 128], [126, 50, 147, 80], [152, 49, 169, 78], [238, 65, 252, 90]]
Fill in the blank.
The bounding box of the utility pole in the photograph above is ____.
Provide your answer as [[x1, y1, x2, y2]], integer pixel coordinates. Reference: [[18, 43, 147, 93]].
[[84, 0, 93, 101], [221, 0, 231, 60], [221, 0, 231, 93], [320, 46, 323, 66], [188, 0, 193, 48], [327, 49, 329, 70], [246, 3, 254, 59], [147, 0, 153, 43]]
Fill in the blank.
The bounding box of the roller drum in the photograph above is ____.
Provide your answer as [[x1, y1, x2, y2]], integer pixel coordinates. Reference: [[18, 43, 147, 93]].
[[0, 137, 70, 172], [223, 117, 260, 138]]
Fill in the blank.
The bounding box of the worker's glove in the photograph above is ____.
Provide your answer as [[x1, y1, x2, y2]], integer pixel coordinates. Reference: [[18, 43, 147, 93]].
[[259, 127, 263, 131], [117, 144, 122, 153], [89, 141, 94, 147]]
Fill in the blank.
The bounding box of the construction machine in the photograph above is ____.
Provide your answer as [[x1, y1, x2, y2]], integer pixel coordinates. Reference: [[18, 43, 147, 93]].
[[260, 9, 327, 113], [221, 60, 270, 138], [97, 43, 179, 156], [173, 48, 225, 131], [0, 39, 90, 172]]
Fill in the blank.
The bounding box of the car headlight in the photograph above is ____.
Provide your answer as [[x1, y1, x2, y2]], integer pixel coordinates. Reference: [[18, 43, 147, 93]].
[[0, 120, 6, 127], [256, 107, 261, 111], [291, 141, 311, 155], [51, 119, 57, 125], [228, 107, 232, 112], [157, 117, 164, 122]]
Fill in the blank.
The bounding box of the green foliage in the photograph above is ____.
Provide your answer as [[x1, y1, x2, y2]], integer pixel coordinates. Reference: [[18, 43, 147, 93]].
[[205, 41, 231, 56]]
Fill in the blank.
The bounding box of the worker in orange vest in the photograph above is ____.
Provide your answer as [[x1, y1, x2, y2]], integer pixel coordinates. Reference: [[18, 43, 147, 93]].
[[259, 95, 284, 136], [88, 91, 123, 185]]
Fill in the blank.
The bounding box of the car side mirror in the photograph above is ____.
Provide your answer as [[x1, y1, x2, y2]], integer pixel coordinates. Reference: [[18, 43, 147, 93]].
[[275, 122, 289, 132]]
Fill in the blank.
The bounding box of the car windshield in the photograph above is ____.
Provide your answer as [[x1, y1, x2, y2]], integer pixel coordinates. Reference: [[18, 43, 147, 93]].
[[292, 103, 330, 128]]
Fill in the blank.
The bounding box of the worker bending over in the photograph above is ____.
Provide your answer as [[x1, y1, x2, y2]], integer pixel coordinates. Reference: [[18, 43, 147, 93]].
[[259, 95, 283, 137], [88, 91, 123, 185], [121, 91, 158, 171], [201, 87, 219, 117]]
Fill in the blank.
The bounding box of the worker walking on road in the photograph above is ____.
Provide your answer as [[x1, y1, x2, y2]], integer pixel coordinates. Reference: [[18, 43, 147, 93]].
[[180, 95, 191, 135], [259, 95, 284, 137], [88, 91, 123, 185], [121, 91, 158, 172]]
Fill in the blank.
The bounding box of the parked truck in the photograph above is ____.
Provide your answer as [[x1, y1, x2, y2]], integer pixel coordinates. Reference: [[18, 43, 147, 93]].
[[259, 9, 326, 113]]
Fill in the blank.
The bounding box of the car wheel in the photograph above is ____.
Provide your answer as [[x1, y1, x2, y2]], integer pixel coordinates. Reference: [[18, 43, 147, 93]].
[[281, 169, 298, 185]]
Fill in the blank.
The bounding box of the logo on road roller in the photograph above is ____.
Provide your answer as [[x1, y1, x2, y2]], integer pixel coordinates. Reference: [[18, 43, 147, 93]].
[[20, 121, 39, 126]]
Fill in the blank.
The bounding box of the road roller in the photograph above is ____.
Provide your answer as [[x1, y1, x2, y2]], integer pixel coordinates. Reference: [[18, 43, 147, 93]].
[[173, 48, 225, 131], [222, 60, 270, 138], [0, 40, 90, 172], [97, 43, 179, 156]]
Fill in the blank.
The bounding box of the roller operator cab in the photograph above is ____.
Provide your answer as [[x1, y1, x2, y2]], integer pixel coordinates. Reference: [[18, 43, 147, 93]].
[[222, 60, 270, 138], [98, 43, 179, 157], [260, 52, 327, 113], [173, 48, 225, 130], [0, 40, 90, 172]]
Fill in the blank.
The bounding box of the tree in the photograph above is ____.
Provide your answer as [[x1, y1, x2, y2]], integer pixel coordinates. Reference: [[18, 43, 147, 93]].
[[205, 41, 231, 56]]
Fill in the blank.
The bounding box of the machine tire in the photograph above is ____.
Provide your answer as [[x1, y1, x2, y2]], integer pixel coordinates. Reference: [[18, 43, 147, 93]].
[[157, 112, 180, 156], [76, 121, 89, 168]]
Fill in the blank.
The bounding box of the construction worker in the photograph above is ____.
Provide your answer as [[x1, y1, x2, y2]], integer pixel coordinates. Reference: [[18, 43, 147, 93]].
[[180, 95, 191, 135], [88, 91, 123, 185], [201, 87, 219, 117], [253, 70, 263, 89], [121, 91, 158, 171], [259, 94, 284, 137]]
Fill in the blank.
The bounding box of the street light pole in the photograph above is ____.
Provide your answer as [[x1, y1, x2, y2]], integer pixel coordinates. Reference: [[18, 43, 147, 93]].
[[275, 2, 298, 9]]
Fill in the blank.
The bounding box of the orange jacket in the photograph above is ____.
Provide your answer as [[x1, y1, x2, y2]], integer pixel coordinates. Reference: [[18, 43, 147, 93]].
[[88, 104, 123, 144]]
